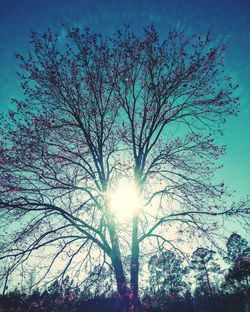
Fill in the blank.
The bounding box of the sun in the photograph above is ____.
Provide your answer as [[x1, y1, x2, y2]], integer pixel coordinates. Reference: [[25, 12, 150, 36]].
[[108, 179, 141, 220]]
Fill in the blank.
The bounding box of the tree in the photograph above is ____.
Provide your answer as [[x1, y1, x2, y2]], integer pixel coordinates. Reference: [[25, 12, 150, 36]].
[[148, 250, 186, 299], [0, 25, 248, 311], [227, 257, 250, 287], [191, 247, 219, 296], [225, 234, 250, 288], [226, 233, 249, 263]]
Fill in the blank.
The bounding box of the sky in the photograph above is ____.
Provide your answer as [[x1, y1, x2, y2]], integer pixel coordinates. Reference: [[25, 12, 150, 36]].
[[0, 0, 249, 199]]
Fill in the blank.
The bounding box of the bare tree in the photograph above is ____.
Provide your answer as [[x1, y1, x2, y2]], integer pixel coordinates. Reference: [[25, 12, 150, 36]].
[[0, 25, 249, 311], [225, 233, 250, 289]]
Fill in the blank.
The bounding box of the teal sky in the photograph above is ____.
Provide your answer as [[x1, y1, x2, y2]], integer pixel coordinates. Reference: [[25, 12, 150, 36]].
[[0, 0, 249, 199]]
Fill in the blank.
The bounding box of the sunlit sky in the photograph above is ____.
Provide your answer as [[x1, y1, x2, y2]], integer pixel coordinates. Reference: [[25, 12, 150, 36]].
[[0, 0, 249, 199]]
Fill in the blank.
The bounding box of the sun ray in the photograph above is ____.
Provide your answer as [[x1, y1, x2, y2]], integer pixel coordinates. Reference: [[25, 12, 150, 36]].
[[108, 179, 141, 220]]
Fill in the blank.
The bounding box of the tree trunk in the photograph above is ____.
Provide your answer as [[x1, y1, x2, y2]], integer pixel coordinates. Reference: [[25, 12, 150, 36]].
[[130, 214, 140, 312], [204, 262, 212, 296], [106, 211, 129, 310], [2, 268, 10, 296], [111, 247, 128, 299]]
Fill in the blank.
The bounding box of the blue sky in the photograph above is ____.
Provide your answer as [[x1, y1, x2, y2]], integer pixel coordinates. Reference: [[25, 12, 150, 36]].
[[0, 0, 249, 199]]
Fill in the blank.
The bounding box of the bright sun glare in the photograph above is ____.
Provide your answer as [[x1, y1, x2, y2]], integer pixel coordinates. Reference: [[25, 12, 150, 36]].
[[109, 179, 141, 220]]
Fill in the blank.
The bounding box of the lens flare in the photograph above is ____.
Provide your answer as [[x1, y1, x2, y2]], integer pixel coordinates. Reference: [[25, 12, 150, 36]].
[[109, 179, 141, 220]]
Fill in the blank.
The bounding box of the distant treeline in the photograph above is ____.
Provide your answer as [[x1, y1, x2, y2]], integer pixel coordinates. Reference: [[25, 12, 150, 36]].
[[0, 232, 249, 311]]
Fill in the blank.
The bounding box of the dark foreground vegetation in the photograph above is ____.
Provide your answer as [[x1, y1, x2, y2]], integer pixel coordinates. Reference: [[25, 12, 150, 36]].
[[0, 288, 250, 312]]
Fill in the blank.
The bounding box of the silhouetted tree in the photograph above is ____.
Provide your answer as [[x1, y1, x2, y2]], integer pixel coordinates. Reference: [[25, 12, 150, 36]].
[[0, 25, 249, 311], [191, 247, 219, 296], [226, 233, 249, 262], [148, 250, 186, 299], [225, 234, 250, 289]]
